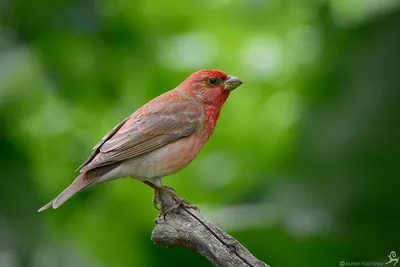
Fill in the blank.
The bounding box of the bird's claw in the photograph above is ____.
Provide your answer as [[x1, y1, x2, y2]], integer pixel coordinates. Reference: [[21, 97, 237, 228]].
[[152, 186, 163, 210], [161, 198, 199, 220], [152, 193, 161, 210], [149, 182, 199, 216], [155, 185, 199, 219], [160, 185, 176, 194]]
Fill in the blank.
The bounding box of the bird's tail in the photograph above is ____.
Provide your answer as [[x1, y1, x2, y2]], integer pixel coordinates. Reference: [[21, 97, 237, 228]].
[[38, 169, 104, 212]]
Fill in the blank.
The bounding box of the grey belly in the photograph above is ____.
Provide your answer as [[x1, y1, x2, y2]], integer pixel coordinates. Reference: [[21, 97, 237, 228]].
[[99, 135, 204, 183]]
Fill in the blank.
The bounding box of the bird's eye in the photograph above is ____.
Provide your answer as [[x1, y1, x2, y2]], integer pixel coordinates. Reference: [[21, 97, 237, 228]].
[[209, 77, 217, 85]]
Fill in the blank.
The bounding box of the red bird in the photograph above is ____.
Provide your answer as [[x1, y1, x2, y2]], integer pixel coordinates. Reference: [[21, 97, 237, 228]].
[[38, 70, 242, 212]]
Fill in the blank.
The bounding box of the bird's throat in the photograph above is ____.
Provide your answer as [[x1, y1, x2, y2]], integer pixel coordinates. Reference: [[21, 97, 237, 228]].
[[204, 91, 230, 139]]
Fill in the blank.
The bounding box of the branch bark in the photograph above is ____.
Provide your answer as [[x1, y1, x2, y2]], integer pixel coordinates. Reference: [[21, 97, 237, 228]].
[[151, 190, 269, 267]]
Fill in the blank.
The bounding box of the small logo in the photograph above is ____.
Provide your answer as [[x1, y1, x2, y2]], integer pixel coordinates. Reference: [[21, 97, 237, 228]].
[[386, 251, 399, 266]]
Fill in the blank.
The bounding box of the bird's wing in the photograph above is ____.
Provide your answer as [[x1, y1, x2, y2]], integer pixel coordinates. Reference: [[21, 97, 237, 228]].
[[76, 116, 131, 171], [78, 99, 203, 173]]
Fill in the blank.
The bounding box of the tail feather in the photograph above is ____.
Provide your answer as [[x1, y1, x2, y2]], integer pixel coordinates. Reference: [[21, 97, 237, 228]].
[[38, 164, 119, 212], [38, 172, 99, 212], [52, 180, 95, 209], [38, 199, 55, 212]]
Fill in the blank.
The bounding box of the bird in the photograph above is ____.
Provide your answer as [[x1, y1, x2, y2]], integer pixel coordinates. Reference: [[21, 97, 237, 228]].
[[38, 70, 242, 212]]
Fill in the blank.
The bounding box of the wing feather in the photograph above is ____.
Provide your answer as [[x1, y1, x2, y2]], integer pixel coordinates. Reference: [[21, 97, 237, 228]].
[[76, 116, 131, 171], [79, 100, 203, 173]]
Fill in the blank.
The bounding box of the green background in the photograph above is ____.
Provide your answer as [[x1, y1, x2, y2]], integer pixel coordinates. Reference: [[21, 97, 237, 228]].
[[1, 0, 399, 266]]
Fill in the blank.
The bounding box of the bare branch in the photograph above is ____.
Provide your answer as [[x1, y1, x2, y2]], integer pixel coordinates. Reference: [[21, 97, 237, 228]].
[[151, 190, 269, 267]]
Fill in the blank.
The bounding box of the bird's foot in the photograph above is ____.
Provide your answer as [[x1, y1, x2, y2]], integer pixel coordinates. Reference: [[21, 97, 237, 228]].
[[152, 187, 161, 210], [161, 199, 199, 219], [150, 185, 188, 212], [142, 180, 162, 210], [159, 186, 199, 219], [142, 180, 198, 215]]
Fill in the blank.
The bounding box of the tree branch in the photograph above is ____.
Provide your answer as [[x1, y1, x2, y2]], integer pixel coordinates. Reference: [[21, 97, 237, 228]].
[[151, 189, 269, 267]]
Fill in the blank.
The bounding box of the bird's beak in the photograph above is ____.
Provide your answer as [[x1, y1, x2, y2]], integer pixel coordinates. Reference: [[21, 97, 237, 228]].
[[224, 75, 243, 91]]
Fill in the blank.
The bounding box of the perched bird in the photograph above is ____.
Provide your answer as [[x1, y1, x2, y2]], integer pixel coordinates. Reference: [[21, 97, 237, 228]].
[[38, 70, 242, 212]]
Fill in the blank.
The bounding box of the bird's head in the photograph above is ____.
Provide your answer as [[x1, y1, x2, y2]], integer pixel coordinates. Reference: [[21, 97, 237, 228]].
[[180, 70, 242, 107]]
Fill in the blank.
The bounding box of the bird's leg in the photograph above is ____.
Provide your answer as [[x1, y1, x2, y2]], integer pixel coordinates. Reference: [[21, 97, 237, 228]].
[[142, 180, 155, 189], [156, 178, 200, 217], [142, 180, 161, 210], [143, 178, 199, 215]]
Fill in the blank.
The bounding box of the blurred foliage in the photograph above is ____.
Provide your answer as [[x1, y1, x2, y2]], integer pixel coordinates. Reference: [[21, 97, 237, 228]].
[[1, 0, 400, 266]]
